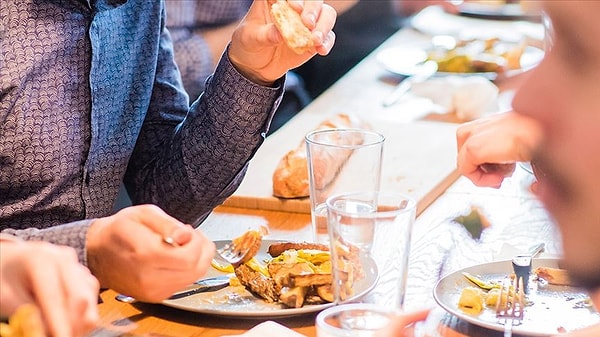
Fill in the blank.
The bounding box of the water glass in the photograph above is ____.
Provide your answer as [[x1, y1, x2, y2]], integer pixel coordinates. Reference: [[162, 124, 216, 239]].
[[316, 303, 396, 337], [305, 129, 385, 244], [326, 191, 416, 309]]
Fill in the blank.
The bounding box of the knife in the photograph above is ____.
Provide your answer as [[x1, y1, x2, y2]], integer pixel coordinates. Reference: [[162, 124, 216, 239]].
[[167, 275, 231, 300], [382, 60, 438, 107], [115, 275, 232, 303]]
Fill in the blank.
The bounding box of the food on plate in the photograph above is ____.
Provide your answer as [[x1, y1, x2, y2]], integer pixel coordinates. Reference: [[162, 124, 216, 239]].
[[459, 272, 524, 315], [458, 286, 485, 315], [534, 266, 572, 286], [270, 0, 314, 54], [218, 230, 360, 309], [462, 271, 500, 290], [0, 304, 45, 337], [427, 37, 527, 74], [272, 113, 369, 198], [267, 241, 329, 258], [233, 240, 344, 308]]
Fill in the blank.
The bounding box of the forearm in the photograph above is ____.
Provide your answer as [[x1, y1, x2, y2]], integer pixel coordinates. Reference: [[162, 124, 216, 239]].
[[126, 48, 283, 224], [1, 219, 92, 266]]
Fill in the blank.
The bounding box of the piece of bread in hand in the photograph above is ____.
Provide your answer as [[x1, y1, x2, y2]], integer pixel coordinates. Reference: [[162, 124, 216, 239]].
[[272, 113, 369, 198], [270, 0, 314, 54]]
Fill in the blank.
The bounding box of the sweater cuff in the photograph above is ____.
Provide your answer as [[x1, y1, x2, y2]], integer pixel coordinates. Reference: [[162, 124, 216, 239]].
[[1, 220, 93, 267]]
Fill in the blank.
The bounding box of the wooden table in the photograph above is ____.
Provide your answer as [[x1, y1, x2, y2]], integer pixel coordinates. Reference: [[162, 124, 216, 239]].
[[97, 168, 559, 337], [97, 8, 559, 337]]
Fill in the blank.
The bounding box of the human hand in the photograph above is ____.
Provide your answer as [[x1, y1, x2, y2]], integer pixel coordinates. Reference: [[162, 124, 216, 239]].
[[377, 309, 430, 337], [0, 239, 99, 337], [86, 204, 215, 302], [228, 0, 337, 85], [456, 111, 542, 188], [552, 323, 600, 337]]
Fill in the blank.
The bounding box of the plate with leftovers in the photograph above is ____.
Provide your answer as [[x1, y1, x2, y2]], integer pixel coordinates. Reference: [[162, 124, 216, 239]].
[[434, 258, 599, 336], [162, 240, 378, 318], [376, 37, 544, 80], [457, 2, 541, 21]]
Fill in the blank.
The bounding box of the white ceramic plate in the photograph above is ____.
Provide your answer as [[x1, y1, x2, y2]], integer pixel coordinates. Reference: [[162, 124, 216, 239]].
[[162, 240, 378, 318], [458, 3, 540, 21], [434, 258, 600, 336], [376, 43, 544, 80]]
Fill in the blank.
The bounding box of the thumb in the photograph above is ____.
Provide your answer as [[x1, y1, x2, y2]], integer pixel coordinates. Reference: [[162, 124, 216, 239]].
[[252, 23, 281, 46], [395, 308, 431, 327], [379, 309, 431, 337]]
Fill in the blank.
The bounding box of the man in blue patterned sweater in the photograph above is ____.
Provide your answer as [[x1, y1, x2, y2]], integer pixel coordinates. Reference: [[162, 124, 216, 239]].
[[0, 0, 336, 308]]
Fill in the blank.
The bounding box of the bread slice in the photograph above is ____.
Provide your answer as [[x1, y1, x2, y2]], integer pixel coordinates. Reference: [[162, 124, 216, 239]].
[[270, 0, 314, 54]]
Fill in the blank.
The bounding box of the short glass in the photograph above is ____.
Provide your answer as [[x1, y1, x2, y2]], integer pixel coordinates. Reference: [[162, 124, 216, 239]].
[[326, 191, 416, 309], [316, 303, 396, 337]]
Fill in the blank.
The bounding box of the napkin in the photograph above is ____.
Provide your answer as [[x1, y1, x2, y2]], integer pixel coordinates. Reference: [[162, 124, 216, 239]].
[[221, 321, 307, 337], [411, 75, 500, 122]]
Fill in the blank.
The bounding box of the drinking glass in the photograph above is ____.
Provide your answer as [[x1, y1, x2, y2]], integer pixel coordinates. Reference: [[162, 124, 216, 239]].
[[305, 129, 384, 244], [326, 191, 416, 310], [316, 303, 396, 337]]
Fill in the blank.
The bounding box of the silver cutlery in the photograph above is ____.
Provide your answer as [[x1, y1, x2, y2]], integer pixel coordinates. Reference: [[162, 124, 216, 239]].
[[115, 275, 231, 303], [382, 60, 438, 107], [495, 276, 525, 337]]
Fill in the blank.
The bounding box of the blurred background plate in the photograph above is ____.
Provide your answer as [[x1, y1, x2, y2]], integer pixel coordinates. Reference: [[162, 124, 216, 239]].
[[458, 2, 541, 21], [376, 43, 543, 80]]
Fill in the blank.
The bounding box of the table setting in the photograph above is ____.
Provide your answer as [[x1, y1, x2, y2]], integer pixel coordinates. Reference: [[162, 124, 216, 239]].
[[81, 4, 600, 337]]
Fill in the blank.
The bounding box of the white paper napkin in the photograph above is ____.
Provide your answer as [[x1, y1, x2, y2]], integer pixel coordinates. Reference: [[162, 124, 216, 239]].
[[411, 75, 500, 121], [221, 321, 307, 337]]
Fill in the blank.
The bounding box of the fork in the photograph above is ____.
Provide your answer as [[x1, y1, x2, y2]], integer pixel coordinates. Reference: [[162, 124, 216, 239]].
[[215, 240, 252, 265], [495, 276, 525, 337]]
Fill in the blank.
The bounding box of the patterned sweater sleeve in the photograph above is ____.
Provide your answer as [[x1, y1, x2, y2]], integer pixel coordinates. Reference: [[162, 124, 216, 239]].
[[1, 220, 93, 266], [124, 25, 284, 226]]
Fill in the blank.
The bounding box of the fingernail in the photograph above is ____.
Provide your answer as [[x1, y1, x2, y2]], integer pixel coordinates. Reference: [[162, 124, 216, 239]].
[[305, 12, 316, 27], [314, 30, 324, 44], [162, 236, 179, 247]]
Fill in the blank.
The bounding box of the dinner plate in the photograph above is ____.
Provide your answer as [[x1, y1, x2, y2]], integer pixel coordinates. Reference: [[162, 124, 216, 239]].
[[434, 258, 600, 336], [376, 43, 544, 80], [458, 3, 541, 21], [162, 240, 378, 318]]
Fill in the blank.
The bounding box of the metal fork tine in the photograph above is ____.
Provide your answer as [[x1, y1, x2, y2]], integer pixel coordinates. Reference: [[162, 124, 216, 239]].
[[496, 276, 525, 337], [216, 241, 251, 264], [516, 276, 525, 320]]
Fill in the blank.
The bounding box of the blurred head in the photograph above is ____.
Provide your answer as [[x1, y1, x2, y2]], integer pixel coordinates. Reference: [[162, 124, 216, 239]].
[[512, 1, 600, 290]]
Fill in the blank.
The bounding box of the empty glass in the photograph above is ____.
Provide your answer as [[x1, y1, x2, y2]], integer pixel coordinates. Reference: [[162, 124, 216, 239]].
[[306, 129, 385, 244]]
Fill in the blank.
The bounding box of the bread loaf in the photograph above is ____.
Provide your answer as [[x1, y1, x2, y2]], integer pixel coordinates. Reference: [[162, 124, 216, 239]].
[[270, 0, 314, 54], [272, 114, 369, 198]]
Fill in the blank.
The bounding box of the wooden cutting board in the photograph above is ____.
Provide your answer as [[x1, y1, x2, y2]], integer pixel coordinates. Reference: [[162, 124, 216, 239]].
[[223, 114, 460, 216]]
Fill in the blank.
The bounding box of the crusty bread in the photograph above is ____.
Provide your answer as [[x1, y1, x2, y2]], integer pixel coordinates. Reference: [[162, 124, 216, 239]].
[[272, 113, 369, 198], [270, 0, 314, 54]]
